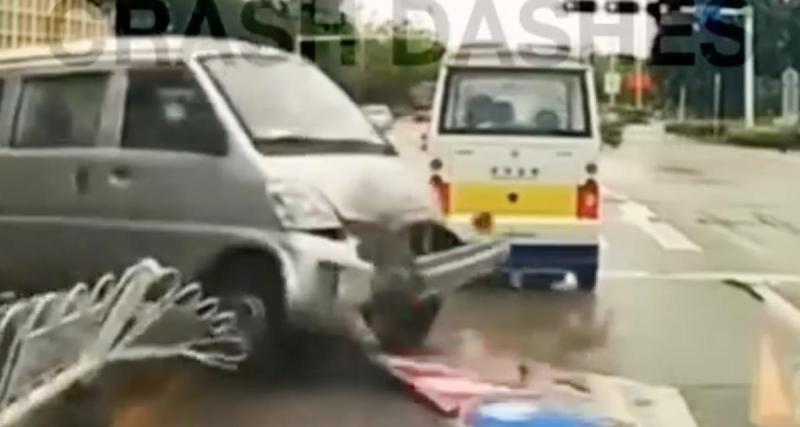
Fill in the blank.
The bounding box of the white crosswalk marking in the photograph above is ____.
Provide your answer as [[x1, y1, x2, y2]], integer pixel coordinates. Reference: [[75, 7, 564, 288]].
[[602, 186, 630, 203], [618, 199, 702, 252], [641, 221, 702, 252]]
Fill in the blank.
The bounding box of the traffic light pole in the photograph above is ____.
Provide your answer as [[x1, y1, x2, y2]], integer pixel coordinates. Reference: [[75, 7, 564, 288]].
[[743, 6, 755, 128], [635, 57, 644, 109], [679, 5, 755, 128], [610, 55, 618, 107]]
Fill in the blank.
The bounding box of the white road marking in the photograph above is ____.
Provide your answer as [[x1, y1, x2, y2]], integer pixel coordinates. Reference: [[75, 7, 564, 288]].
[[602, 186, 630, 202], [619, 201, 656, 222], [644, 221, 702, 252], [587, 375, 700, 427], [599, 269, 800, 284], [620, 200, 702, 252]]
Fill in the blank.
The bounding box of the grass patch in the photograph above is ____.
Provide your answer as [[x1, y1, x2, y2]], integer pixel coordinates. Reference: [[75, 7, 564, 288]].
[[724, 127, 800, 150], [610, 106, 650, 125], [665, 120, 800, 151], [664, 121, 727, 140]]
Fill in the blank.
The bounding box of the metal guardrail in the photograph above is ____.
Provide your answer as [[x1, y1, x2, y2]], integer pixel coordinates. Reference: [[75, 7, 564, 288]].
[[0, 259, 247, 427]]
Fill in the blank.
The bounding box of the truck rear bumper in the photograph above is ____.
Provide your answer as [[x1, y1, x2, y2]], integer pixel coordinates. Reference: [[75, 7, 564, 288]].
[[503, 243, 599, 275], [445, 214, 600, 245]]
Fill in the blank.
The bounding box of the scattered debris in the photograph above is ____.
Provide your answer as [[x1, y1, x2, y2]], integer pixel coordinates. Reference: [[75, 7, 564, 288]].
[[373, 336, 698, 427], [0, 259, 247, 427]]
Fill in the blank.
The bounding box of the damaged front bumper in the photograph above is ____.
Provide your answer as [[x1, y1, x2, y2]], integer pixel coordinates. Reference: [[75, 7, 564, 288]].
[[415, 238, 509, 298], [279, 231, 508, 325]]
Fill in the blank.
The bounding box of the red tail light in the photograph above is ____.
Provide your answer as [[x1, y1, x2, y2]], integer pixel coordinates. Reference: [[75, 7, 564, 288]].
[[430, 175, 450, 213], [577, 178, 599, 219]]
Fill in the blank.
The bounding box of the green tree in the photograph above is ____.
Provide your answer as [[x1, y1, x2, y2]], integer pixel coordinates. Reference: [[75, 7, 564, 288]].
[[650, 0, 800, 119], [337, 24, 444, 109]]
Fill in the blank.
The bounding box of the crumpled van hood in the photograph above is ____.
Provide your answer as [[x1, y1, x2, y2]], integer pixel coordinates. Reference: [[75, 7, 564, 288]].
[[260, 154, 441, 224]]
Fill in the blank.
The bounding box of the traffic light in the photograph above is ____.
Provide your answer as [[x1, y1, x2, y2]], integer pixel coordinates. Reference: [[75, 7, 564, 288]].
[[561, 0, 598, 13], [606, 1, 641, 14], [700, 0, 748, 26], [562, 0, 642, 14]]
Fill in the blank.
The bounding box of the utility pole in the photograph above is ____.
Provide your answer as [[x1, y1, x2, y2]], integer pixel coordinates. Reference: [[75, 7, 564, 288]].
[[743, 6, 755, 128], [635, 57, 644, 109], [359, 35, 367, 101], [293, 0, 303, 55], [609, 55, 618, 107], [713, 73, 722, 138]]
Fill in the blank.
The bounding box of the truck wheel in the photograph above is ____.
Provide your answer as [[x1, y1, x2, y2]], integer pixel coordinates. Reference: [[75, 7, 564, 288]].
[[202, 253, 286, 373], [364, 290, 441, 352], [576, 266, 598, 293]]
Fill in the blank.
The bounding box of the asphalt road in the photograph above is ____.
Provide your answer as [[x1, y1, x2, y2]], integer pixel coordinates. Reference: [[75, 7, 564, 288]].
[[90, 121, 800, 427]]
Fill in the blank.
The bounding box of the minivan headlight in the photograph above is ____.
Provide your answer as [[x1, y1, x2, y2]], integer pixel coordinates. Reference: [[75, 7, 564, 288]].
[[265, 179, 341, 230]]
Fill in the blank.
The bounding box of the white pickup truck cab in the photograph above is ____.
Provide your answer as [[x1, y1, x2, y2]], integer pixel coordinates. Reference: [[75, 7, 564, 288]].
[[426, 43, 602, 291]]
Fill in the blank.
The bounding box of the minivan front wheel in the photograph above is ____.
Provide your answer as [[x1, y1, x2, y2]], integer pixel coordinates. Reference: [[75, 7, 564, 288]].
[[202, 252, 287, 373], [363, 290, 442, 352]]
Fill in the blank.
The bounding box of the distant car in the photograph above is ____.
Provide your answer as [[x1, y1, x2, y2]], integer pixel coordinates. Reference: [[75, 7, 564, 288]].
[[601, 111, 622, 124], [0, 37, 507, 362], [360, 104, 395, 132]]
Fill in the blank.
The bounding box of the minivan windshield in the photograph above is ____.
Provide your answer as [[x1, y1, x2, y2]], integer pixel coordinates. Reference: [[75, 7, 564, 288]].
[[440, 68, 591, 137], [201, 55, 391, 154]]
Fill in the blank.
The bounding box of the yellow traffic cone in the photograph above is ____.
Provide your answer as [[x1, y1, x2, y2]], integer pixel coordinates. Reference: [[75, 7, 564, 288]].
[[752, 332, 794, 427]]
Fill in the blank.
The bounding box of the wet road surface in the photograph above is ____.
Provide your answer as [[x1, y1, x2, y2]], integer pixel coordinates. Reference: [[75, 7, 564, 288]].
[[98, 280, 759, 427], [92, 121, 800, 427]]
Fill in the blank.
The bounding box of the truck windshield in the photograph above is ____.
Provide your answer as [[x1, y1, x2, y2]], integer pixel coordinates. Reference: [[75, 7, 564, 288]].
[[201, 55, 390, 154], [440, 68, 591, 137]]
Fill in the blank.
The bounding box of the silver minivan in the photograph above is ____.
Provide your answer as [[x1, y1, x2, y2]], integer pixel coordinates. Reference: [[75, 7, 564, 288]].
[[0, 37, 507, 362]]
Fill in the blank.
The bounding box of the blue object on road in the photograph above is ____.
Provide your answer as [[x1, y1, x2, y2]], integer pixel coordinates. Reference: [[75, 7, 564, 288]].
[[471, 401, 606, 427]]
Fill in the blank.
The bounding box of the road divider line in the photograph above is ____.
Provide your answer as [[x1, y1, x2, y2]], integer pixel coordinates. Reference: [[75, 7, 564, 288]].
[[599, 270, 800, 284], [642, 221, 702, 252]]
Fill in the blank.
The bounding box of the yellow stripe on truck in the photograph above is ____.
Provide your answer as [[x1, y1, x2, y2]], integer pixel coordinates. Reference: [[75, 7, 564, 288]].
[[451, 183, 576, 216]]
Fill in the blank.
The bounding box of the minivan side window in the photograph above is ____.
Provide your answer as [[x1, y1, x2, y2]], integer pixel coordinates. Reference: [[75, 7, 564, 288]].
[[122, 67, 227, 155], [12, 74, 109, 148]]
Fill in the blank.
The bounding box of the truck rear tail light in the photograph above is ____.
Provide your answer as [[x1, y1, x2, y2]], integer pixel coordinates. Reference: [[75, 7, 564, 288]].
[[577, 178, 599, 219], [430, 174, 451, 213]]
